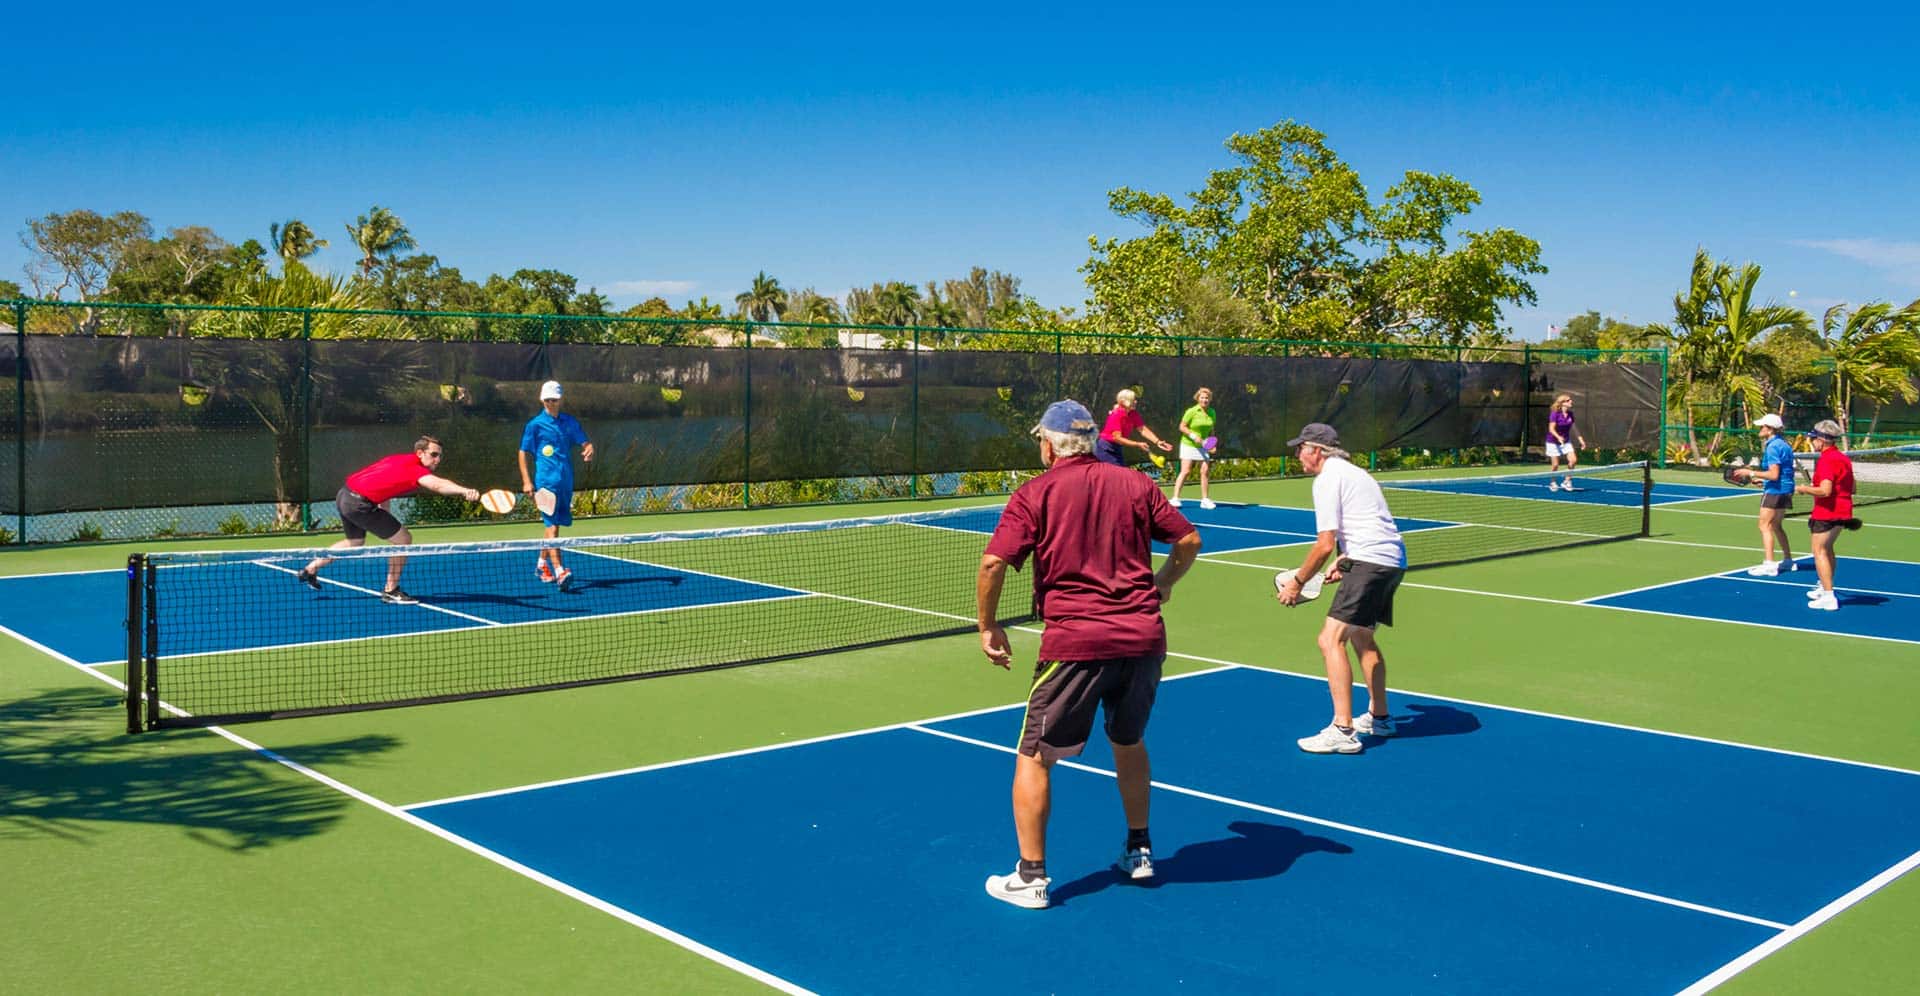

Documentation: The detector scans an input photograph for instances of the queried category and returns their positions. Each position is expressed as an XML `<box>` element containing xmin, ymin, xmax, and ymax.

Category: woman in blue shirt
<box><xmin>1732</xmin><ymin>413</ymin><xmax>1795</xmax><ymax>576</ymax></box>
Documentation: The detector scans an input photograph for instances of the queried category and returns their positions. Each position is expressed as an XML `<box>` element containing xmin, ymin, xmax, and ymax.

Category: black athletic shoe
<box><xmin>380</xmin><ymin>587</ymin><xmax>419</xmax><ymax>605</ymax></box>
<box><xmin>296</xmin><ymin>568</ymin><xmax>322</xmax><ymax>591</ymax></box>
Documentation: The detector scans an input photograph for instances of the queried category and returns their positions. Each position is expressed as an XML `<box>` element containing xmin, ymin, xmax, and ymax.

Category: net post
<box><xmin>1640</xmin><ymin>460</ymin><xmax>1653</xmax><ymax>537</ymax></box>
<box><xmin>143</xmin><ymin>557</ymin><xmax>159</xmax><ymax>729</ymax></box>
<box><xmin>125</xmin><ymin>554</ymin><xmax>144</xmax><ymax>733</ymax></box>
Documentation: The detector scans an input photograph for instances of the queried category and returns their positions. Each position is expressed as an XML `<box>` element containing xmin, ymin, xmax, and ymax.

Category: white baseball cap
<box><xmin>539</xmin><ymin>380</ymin><xmax>564</xmax><ymax>401</ymax></box>
<box><xmin>1752</xmin><ymin>413</ymin><xmax>1783</xmax><ymax>429</ymax></box>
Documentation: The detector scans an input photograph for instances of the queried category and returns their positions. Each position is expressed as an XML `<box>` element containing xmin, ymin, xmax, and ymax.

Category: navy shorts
<box><xmin>1017</xmin><ymin>653</ymin><xmax>1164</xmax><ymax>762</ymax></box>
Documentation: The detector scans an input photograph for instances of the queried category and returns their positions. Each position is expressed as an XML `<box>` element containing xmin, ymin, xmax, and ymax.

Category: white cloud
<box><xmin>1791</xmin><ymin>238</ymin><xmax>1920</xmax><ymax>287</ymax></box>
<box><xmin>607</xmin><ymin>279</ymin><xmax>697</xmax><ymax>298</ymax></box>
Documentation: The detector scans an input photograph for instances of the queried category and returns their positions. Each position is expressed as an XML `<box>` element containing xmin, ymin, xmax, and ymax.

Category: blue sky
<box><xmin>5</xmin><ymin>1</ymin><xmax>1917</xmax><ymax>338</ymax></box>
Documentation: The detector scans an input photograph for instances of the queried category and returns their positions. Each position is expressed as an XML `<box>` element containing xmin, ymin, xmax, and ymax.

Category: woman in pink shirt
<box><xmin>1093</xmin><ymin>388</ymin><xmax>1174</xmax><ymax>467</ymax></box>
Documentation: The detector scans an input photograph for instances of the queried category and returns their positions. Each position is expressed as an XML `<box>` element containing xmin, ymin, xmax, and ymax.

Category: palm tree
<box><xmin>1643</xmin><ymin>249</ymin><xmax>1727</xmax><ymax>460</ymax></box>
<box><xmin>733</xmin><ymin>271</ymin><xmax>788</xmax><ymax>323</ymax></box>
<box><xmin>875</xmin><ymin>281</ymin><xmax>922</xmax><ymax>327</ymax></box>
<box><xmin>1819</xmin><ymin>302</ymin><xmax>1920</xmax><ymax>445</ymax></box>
<box><xmin>791</xmin><ymin>289</ymin><xmax>843</xmax><ymax>324</ymax></box>
<box><xmin>343</xmin><ymin>206</ymin><xmax>417</xmax><ymax>277</ymax></box>
<box><xmin>268</xmin><ymin>219</ymin><xmax>327</xmax><ymax>265</ymax></box>
<box><xmin>1711</xmin><ymin>261</ymin><xmax>1809</xmax><ymax>440</ymax></box>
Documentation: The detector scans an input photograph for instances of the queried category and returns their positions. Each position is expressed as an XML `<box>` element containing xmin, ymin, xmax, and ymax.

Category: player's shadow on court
<box><xmin>0</xmin><ymin>686</ymin><xmax>399</xmax><ymax>851</ymax></box>
<box><xmin>1048</xmin><ymin>820</ymin><xmax>1350</xmax><ymax>905</ymax></box>
<box><xmin>1388</xmin><ymin>703</ymin><xmax>1481</xmax><ymax>740</ymax></box>
<box><xmin>1834</xmin><ymin>594</ymin><xmax>1887</xmax><ymax>608</ymax></box>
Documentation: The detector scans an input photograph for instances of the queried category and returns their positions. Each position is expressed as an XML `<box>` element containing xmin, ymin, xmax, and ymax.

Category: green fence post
<box><xmin>1368</xmin><ymin>344</ymin><xmax>1378</xmax><ymax>471</ymax></box>
<box><xmin>1657</xmin><ymin>347</ymin><xmax>1670</xmax><ymax>468</ymax></box>
<box><xmin>910</xmin><ymin>326</ymin><xmax>920</xmax><ymax>499</ymax></box>
<box><xmin>1054</xmin><ymin>327</ymin><xmax>1063</xmax><ymax>400</ymax></box>
<box><xmin>742</xmin><ymin>326</ymin><xmax>752</xmax><ymax>509</ymax></box>
<box><xmin>13</xmin><ymin>301</ymin><xmax>24</xmax><ymax>544</ymax></box>
<box><xmin>1520</xmin><ymin>344</ymin><xmax>1533</xmax><ymax>461</ymax></box>
<box><xmin>300</xmin><ymin>309</ymin><xmax>314</xmax><ymax>531</ymax></box>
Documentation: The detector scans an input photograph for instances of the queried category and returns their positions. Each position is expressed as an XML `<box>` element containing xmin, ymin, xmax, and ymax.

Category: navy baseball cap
<box><xmin>1032</xmin><ymin>399</ymin><xmax>1098</xmax><ymax>437</ymax></box>
<box><xmin>1286</xmin><ymin>422</ymin><xmax>1341</xmax><ymax>448</ymax></box>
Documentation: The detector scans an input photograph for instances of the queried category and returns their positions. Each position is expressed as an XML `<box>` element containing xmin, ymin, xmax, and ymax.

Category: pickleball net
<box><xmin>126</xmin><ymin>505</ymin><xmax>1031</xmax><ymax>730</ymax></box>
<box><xmin>1794</xmin><ymin>444</ymin><xmax>1919</xmax><ymax>512</ymax></box>
<box><xmin>1380</xmin><ymin>461</ymin><xmax>1652</xmax><ymax>569</ymax></box>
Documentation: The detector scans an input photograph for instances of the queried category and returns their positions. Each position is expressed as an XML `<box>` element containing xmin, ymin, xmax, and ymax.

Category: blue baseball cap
<box><xmin>1032</xmin><ymin>399</ymin><xmax>1098</xmax><ymax>437</ymax></box>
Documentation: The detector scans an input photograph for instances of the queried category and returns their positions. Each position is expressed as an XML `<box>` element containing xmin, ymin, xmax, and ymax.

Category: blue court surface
<box><xmin>0</xmin><ymin>550</ymin><xmax>806</xmax><ymax>666</ymax></box>
<box><xmin>1585</xmin><ymin>556</ymin><xmax>1920</xmax><ymax>644</ymax></box>
<box><xmin>1389</xmin><ymin>472</ymin><xmax>1746</xmax><ymax>507</ymax></box>
<box><xmin>408</xmin><ymin>666</ymin><xmax>1920</xmax><ymax>993</ymax></box>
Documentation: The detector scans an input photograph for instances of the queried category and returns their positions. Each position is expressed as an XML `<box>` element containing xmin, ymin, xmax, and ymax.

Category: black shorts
<box><xmin>1808</xmin><ymin>517</ymin><xmax>1854</xmax><ymax>535</ymax></box>
<box><xmin>1017</xmin><ymin>653</ymin><xmax>1163</xmax><ymax>762</ymax></box>
<box><xmin>336</xmin><ymin>487</ymin><xmax>404</xmax><ymax>542</ymax></box>
<box><xmin>1327</xmin><ymin>559</ymin><xmax>1404</xmax><ymax>629</ymax></box>
<box><xmin>1760</xmin><ymin>493</ymin><xmax>1793</xmax><ymax>511</ymax></box>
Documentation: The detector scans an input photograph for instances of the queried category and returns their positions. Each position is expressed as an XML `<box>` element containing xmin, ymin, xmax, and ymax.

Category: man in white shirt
<box><xmin>1275</xmin><ymin>423</ymin><xmax>1408</xmax><ymax>754</ymax></box>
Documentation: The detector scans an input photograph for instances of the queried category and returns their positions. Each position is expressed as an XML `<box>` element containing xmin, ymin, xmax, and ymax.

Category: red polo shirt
<box><xmin>346</xmin><ymin>452</ymin><xmax>432</xmax><ymax>503</ymax></box>
<box><xmin>985</xmin><ymin>454</ymin><xmax>1196</xmax><ymax>660</ymax></box>
<box><xmin>1810</xmin><ymin>448</ymin><xmax>1855</xmax><ymax>520</ymax></box>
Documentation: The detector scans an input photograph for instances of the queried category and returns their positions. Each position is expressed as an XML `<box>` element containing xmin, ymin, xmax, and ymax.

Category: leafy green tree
<box><xmin>343</xmin><ymin>206</ymin><xmax>416</xmax><ymax>277</ymax></box>
<box><xmin>734</xmin><ymin>271</ymin><xmax>788</xmax><ymax>323</ymax></box>
<box><xmin>1083</xmin><ymin>121</ymin><xmax>1544</xmax><ymax>345</ymax></box>
<box><xmin>621</xmin><ymin>297</ymin><xmax>675</xmax><ymax>319</ymax></box>
<box><xmin>874</xmin><ymin>281</ymin><xmax>921</xmax><ymax>327</ymax></box>
<box><xmin>376</xmin><ymin>254</ymin><xmax>482</xmax><ymax>314</ymax></box>
<box><xmin>574</xmin><ymin>287</ymin><xmax>611</xmax><ymax>317</ymax></box>
<box><xmin>19</xmin><ymin>209</ymin><xmax>154</xmax><ymax>332</ymax></box>
<box><xmin>482</xmin><ymin>268</ymin><xmax>579</xmax><ymax>315</ymax></box>
<box><xmin>0</xmin><ymin>278</ymin><xmax>24</xmax><ymax>301</ymax></box>
<box><xmin>681</xmin><ymin>296</ymin><xmax>725</xmax><ymax>322</ymax></box>
<box><xmin>269</xmin><ymin>219</ymin><xmax>327</xmax><ymax>266</ymax></box>
<box><xmin>1819</xmin><ymin>302</ymin><xmax>1920</xmax><ymax>442</ymax></box>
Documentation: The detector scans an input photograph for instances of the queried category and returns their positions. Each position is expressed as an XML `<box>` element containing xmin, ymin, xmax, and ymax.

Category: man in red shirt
<box><xmin>1094</xmin><ymin>388</ymin><xmax>1174</xmax><ymax>467</ymax></box>
<box><xmin>1793</xmin><ymin>419</ymin><xmax>1859</xmax><ymax>612</ymax></box>
<box><xmin>296</xmin><ymin>436</ymin><xmax>482</xmax><ymax>604</ymax></box>
<box><xmin>976</xmin><ymin>399</ymin><xmax>1201</xmax><ymax>909</ymax></box>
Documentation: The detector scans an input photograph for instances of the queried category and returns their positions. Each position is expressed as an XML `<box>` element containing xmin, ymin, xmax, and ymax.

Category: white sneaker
<box><xmin>1548</xmin><ymin>481</ymin><xmax>1561</xmax><ymax>492</ymax></box>
<box><xmin>1116</xmin><ymin>847</ymin><xmax>1154</xmax><ymax>880</ymax></box>
<box><xmin>1746</xmin><ymin>562</ymin><xmax>1780</xmax><ymax>577</ymax></box>
<box><xmin>1199</xmin><ymin>499</ymin><xmax>1216</xmax><ymax>510</ymax></box>
<box><xmin>1168</xmin><ymin>497</ymin><xmax>1182</xmax><ymax>507</ymax></box>
<box><xmin>1351</xmin><ymin>712</ymin><xmax>1396</xmax><ymax>737</ymax></box>
<box><xmin>1806</xmin><ymin>587</ymin><xmax>1827</xmax><ymax>600</ymax></box>
<box><xmin>1297</xmin><ymin>723</ymin><xmax>1362</xmax><ymax>754</ymax></box>
<box><xmin>1808</xmin><ymin>593</ymin><xmax>1839</xmax><ymax>612</ymax></box>
<box><xmin>984</xmin><ymin>868</ymin><xmax>1050</xmax><ymax>909</ymax></box>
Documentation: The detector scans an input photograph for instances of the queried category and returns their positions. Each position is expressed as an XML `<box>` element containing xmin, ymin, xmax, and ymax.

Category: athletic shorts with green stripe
<box><xmin>1017</xmin><ymin>653</ymin><xmax>1165</xmax><ymax>762</ymax></box>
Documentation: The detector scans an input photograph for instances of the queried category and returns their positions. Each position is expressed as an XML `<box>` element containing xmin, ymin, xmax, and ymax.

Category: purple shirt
<box><xmin>1548</xmin><ymin>409</ymin><xmax>1576</xmax><ymax>443</ymax></box>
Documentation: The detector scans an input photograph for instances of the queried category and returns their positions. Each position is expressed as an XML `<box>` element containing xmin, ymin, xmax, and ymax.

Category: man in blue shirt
<box><xmin>519</xmin><ymin>380</ymin><xmax>594</xmax><ymax>588</ymax></box>
<box><xmin>1735</xmin><ymin>413</ymin><xmax>1796</xmax><ymax>576</ymax></box>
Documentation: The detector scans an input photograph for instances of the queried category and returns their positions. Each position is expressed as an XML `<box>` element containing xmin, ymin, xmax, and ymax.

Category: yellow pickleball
<box><xmin>541</xmin><ymin>444</ymin><xmax>555</xmax><ymax>457</ymax></box>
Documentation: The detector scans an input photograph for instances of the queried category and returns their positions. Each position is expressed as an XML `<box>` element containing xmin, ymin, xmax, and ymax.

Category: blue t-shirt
<box><xmin>520</xmin><ymin>412</ymin><xmax>589</xmax><ymax>490</ymax></box>
<box><xmin>1760</xmin><ymin>436</ymin><xmax>1795</xmax><ymax>495</ymax></box>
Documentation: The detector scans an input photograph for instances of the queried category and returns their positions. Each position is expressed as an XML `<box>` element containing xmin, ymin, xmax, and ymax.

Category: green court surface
<box><xmin>5</xmin><ymin>474</ymin><xmax>1917</xmax><ymax>994</ymax></box>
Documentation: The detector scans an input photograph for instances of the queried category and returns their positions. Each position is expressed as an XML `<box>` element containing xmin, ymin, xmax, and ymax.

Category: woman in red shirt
<box><xmin>1793</xmin><ymin>419</ymin><xmax>1859</xmax><ymax>612</ymax></box>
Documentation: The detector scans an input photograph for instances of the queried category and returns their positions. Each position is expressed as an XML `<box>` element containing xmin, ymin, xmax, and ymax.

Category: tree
<box><xmin>269</xmin><ymin>219</ymin><xmax>328</xmax><ymax>266</ymax></box>
<box><xmin>0</xmin><ymin>278</ymin><xmax>23</xmax><ymax>301</ymax></box>
<box><xmin>1818</xmin><ymin>302</ymin><xmax>1920</xmax><ymax>443</ymax></box>
<box><xmin>375</xmin><ymin>254</ymin><xmax>482</xmax><ymax>314</ymax></box>
<box><xmin>621</xmin><ymin>296</ymin><xmax>675</xmax><ymax>319</ymax></box>
<box><xmin>19</xmin><ymin>210</ymin><xmax>154</xmax><ymax>332</ymax></box>
<box><xmin>1711</xmin><ymin>261</ymin><xmax>1808</xmax><ymax>433</ymax></box>
<box><xmin>342</xmin><ymin>206</ymin><xmax>416</xmax><ymax>277</ymax></box>
<box><xmin>1083</xmin><ymin>121</ymin><xmax>1545</xmax><ymax>345</ymax></box>
<box><xmin>733</xmin><ymin>271</ymin><xmax>788</xmax><ymax>323</ymax></box>
<box><xmin>1644</xmin><ymin>249</ymin><xmax>1729</xmax><ymax>458</ymax></box>
<box><xmin>482</xmin><ymin>268</ymin><xmax>579</xmax><ymax>315</ymax></box>
<box><xmin>105</xmin><ymin>226</ymin><xmax>234</xmax><ymax>334</ymax></box>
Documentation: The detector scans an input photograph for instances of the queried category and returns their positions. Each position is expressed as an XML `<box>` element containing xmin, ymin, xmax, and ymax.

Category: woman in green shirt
<box><xmin>1169</xmin><ymin>387</ymin><xmax>1217</xmax><ymax>509</ymax></box>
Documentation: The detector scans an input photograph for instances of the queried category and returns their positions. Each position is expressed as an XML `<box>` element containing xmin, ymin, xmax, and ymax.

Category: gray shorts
<box><xmin>1017</xmin><ymin>653</ymin><xmax>1164</xmax><ymax>762</ymax></box>
<box><xmin>1761</xmin><ymin>493</ymin><xmax>1793</xmax><ymax>511</ymax></box>
<box><xmin>1327</xmin><ymin>559</ymin><xmax>1404</xmax><ymax>629</ymax></box>
<box><xmin>336</xmin><ymin>487</ymin><xmax>403</xmax><ymax>542</ymax></box>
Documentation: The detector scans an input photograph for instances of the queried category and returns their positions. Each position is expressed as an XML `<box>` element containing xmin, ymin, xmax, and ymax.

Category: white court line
<box><xmin>1676</xmin><ymin>847</ymin><xmax>1920</xmax><ymax>995</ymax></box>
<box><xmin>909</xmin><ymin>723</ymin><xmax>1790</xmax><ymax>931</ymax></box>
<box><xmin>0</xmin><ymin>623</ymin><xmax>817</xmax><ymax>996</ymax></box>
<box><xmin>250</xmin><ymin>561</ymin><xmax>500</xmax><ymax>627</ymax></box>
<box><xmin>1664</xmin><ymin>506</ymin><xmax>1920</xmax><ymax>530</ymax></box>
<box><xmin>1723</xmin><ymin>575</ymin><xmax>1920</xmax><ymax>601</ymax></box>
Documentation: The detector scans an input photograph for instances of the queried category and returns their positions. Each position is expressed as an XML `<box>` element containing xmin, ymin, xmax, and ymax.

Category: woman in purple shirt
<box><xmin>1544</xmin><ymin>393</ymin><xmax>1586</xmax><ymax>491</ymax></box>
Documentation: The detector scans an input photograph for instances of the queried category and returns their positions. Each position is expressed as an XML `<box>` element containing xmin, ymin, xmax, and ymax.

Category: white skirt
<box><xmin>1179</xmin><ymin>442</ymin><xmax>1209</xmax><ymax>462</ymax></box>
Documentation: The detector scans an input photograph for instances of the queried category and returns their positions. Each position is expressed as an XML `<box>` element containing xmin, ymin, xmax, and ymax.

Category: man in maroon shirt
<box><xmin>976</xmin><ymin>399</ymin><xmax>1201</xmax><ymax>909</ymax></box>
<box><xmin>296</xmin><ymin>435</ymin><xmax>482</xmax><ymax>604</ymax></box>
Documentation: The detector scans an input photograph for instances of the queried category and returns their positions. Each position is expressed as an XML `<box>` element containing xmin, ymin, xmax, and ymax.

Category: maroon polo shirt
<box><xmin>984</xmin><ymin>453</ymin><xmax>1196</xmax><ymax>661</ymax></box>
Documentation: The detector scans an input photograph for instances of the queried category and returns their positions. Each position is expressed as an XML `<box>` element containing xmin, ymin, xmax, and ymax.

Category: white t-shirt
<box><xmin>1311</xmin><ymin>456</ymin><xmax>1407</xmax><ymax>569</ymax></box>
